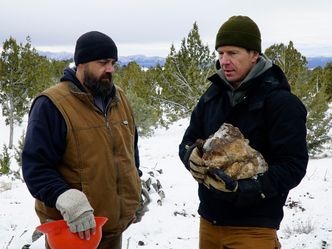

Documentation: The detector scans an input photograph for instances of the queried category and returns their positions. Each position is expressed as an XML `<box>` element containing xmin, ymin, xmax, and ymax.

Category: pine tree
<box><xmin>0</xmin><ymin>36</ymin><xmax>53</xmax><ymax>148</ymax></box>
<box><xmin>0</xmin><ymin>144</ymin><xmax>10</xmax><ymax>175</ymax></box>
<box><xmin>158</xmin><ymin>22</ymin><xmax>216</xmax><ymax>121</ymax></box>
<box><xmin>115</xmin><ymin>62</ymin><xmax>163</xmax><ymax>136</ymax></box>
<box><xmin>323</xmin><ymin>62</ymin><xmax>332</xmax><ymax>101</ymax></box>
<box><xmin>265</xmin><ymin>41</ymin><xmax>332</xmax><ymax>156</ymax></box>
<box><xmin>265</xmin><ymin>41</ymin><xmax>307</xmax><ymax>96</ymax></box>
<box><xmin>304</xmin><ymin>67</ymin><xmax>332</xmax><ymax>156</ymax></box>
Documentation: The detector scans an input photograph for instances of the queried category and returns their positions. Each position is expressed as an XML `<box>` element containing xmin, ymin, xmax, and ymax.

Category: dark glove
<box><xmin>230</xmin><ymin>177</ymin><xmax>265</xmax><ymax>208</ymax></box>
<box><xmin>206</xmin><ymin>168</ymin><xmax>238</xmax><ymax>192</ymax></box>
<box><xmin>208</xmin><ymin>168</ymin><xmax>265</xmax><ymax>193</ymax></box>
<box><xmin>207</xmin><ymin>168</ymin><xmax>266</xmax><ymax>207</ymax></box>
<box><xmin>238</xmin><ymin>177</ymin><xmax>264</xmax><ymax>195</ymax></box>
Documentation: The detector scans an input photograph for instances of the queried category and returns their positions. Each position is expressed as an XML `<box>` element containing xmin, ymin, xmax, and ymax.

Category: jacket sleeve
<box><xmin>260</xmin><ymin>92</ymin><xmax>308</xmax><ymax>198</ymax></box>
<box><xmin>22</xmin><ymin>96</ymin><xmax>70</xmax><ymax>207</ymax></box>
<box><xmin>179</xmin><ymin>99</ymin><xmax>205</xmax><ymax>170</ymax></box>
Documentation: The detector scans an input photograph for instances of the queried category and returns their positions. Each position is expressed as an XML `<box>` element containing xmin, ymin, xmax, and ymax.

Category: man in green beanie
<box><xmin>179</xmin><ymin>15</ymin><xmax>308</xmax><ymax>248</ymax></box>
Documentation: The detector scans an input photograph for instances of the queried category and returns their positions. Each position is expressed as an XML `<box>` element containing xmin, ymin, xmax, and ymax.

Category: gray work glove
<box><xmin>56</xmin><ymin>189</ymin><xmax>96</xmax><ymax>240</ymax></box>
<box><xmin>134</xmin><ymin>183</ymin><xmax>151</xmax><ymax>223</ymax></box>
<box><xmin>189</xmin><ymin>147</ymin><xmax>208</xmax><ymax>183</ymax></box>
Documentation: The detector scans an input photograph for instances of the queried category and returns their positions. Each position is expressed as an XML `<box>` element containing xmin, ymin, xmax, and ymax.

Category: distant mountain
<box><xmin>38</xmin><ymin>51</ymin><xmax>331</xmax><ymax>69</ymax></box>
<box><xmin>38</xmin><ymin>51</ymin><xmax>73</xmax><ymax>61</ymax></box>
<box><xmin>37</xmin><ymin>51</ymin><xmax>166</xmax><ymax>68</ymax></box>
<box><xmin>118</xmin><ymin>55</ymin><xmax>165</xmax><ymax>68</ymax></box>
<box><xmin>307</xmin><ymin>57</ymin><xmax>332</xmax><ymax>69</ymax></box>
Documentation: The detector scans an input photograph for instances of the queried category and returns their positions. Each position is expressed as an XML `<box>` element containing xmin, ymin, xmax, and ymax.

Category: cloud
<box><xmin>1</xmin><ymin>0</ymin><xmax>332</xmax><ymax>56</ymax></box>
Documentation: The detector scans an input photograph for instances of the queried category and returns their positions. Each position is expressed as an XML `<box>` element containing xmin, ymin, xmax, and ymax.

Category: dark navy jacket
<box><xmin>22</xmin><ymin>68</ymin><xmax>141</xmax><ymax>208</ymax></box>
<box><xmin>179</xmin><ymin>64</ymin><xmax>308</xmax><ymax>229</ymax></box>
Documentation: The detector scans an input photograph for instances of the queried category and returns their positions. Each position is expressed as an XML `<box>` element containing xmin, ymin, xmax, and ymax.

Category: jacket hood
<box><xmin>211</xmin><ymin>56</ymin><xmax>291</xmax><ymax>92</ymax></box>
<box><xmin>215</xmin><ymin>54</ymin><xmax>272</xmax><ymax>89</ymax></box>
<box><xmin>206</xmin><ymin>62</ymin><xmax>291</xmax><ymax>106</ymax></box>
<box><xmin>60</xmin><ymin>67</ymin><xmax>86</xmax><ymax>92</ymax></box>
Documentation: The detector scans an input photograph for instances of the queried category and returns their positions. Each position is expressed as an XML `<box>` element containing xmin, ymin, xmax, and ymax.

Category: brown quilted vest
<box><xmin>34</xmin><ymin>81</ymin><xmax>141</xmax><ymax>235</ymax></box>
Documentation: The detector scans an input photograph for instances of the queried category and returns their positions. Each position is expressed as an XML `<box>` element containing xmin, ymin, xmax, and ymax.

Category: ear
<box><xmin>77</xmin><ymin>63</ymin><xmax>85</xmax><ymax>69</ymax></box>
<box><xmin>75</xmin><ymin>64</ymin><xmax>86</xmax><ymax>83</ymax></box>
<box><xmin>76</xmin><ymin>63</ymin><xmax>86</xmax><ymax>76</ymax></box>
<box><xmin>250</xmin><ymin>51</ymin><xmax>260</xmax><ymax>63</ymax></box>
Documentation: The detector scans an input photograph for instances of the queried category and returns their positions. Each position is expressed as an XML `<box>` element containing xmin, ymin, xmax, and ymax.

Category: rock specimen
<box><xmin>196</xmin><ymin>123</ymin><xmax>268</xmax><ymax>180</ymax></box>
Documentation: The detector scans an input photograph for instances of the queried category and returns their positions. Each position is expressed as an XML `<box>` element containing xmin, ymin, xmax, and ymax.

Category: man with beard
<box><xmin>22</xmin><ymin>31</ymin><xmax>142</xmax><ymax>249</ymax></box>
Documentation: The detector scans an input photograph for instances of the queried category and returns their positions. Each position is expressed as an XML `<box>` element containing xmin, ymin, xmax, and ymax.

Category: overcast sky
<box><xmin>1</xmin><ymin>0</ymin><xmax>332</xmax><ymax>57</ymax></box>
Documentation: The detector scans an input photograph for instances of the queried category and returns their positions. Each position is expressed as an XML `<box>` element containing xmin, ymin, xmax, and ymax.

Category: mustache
<box><xmin>100</xmin><ymin>72</ymin><xmax>112</xmax><ymax>81</ymax></box>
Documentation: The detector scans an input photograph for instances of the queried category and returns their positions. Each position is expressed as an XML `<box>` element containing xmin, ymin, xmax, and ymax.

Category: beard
<box><xmin>83</xmin><ymin>69</ymin><xmax>113</xmax><ymax>97</ymax></box>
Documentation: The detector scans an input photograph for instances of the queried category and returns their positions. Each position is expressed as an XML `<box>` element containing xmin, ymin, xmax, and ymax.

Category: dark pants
<box><xmin>45</xmin><ymin>233</ymin><xmax>122</xmax><ymax>249</ymax></box>
<box><xmin>199</xmin><ymin>217</ymin><xmax>281</xmax><ymax>249</ymax></box>
<box><xmin>98</xmin><ymin>233</ymin><xmax>122</xmax><ymax>249</ymax></box>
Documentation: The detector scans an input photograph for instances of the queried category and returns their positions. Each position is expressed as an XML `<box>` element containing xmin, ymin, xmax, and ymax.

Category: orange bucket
<box><xmin>36</xmin><ymin>216</ymin><xmax>108</xmax><ymax>249</ymax></box>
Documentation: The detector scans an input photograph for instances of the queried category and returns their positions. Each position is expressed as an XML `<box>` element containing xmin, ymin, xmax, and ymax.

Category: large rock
<box><xmin>197</xmin><ymin>123</ymin><xmax>268</xmax><ymax>180</ymax></box>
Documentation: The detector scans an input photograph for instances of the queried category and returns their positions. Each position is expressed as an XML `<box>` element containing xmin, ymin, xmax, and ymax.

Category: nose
<box><xmin>105</xmin><ymin>62</ymin><xmax>114</xmax><ymax>73</ymax></box>
<box><xmin>220</xmin><ymin>54</ymin><xmax>230</xmax><ymax>65</ymax></box>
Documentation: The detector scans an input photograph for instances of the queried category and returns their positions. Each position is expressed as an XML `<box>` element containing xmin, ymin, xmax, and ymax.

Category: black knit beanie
<box><xmin>215</xmin><ymin>16</ymin><xmax>261</xmax><ymax>53</ymax></box>
<box><xmin>74</xmin><ymin>31</ymin><xmax>118</xmax><ymax>65</ymax></box>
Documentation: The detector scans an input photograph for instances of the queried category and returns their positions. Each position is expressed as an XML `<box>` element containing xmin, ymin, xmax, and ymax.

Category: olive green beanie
<box><xmin>215</xmin><ymin>15</ymin><xmax>261</xmax><ymax>53</ymax></box>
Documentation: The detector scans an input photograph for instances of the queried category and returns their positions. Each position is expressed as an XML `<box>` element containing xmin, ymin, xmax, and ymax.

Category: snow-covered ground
<box><xmin>0</xmin><ymin>116</ymin><xmax>331</xmax><ymax>249</ymax></box>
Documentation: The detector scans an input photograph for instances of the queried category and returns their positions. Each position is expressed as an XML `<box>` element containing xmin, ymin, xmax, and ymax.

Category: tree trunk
<box><xmin>9</xmin><ymin>119</ymin><xmax>14</xmax><ymax>149</ymax></box>
<box><xmin>8</xmin><ymin>97</ymin><xmax>14</xmax><ymax>149</ymax></box>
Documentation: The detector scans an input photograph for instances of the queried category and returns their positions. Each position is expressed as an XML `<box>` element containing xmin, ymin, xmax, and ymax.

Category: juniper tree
<box><xmin>0</xmin><ymin>36</ymin><xmax>54</xmax><ymax>148</ymax></box>
<box><xmin>157</xmin><ymin>22</ymin><xmax>216</xmax><ymax>121</ymax></box>
<box><xmin>323</xmin><ymin>62</ymin><xmax>332</xmax><ymax>101</ymax></box>
<box><xmin>115</xmin><ymin>62</ymin><xmax>163</xmax><ymax>136</ymax></box>
<box><xmin>265</xmin><ymin>41</ymin><xmax>332</xmax><ymax>156</ymax></box>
